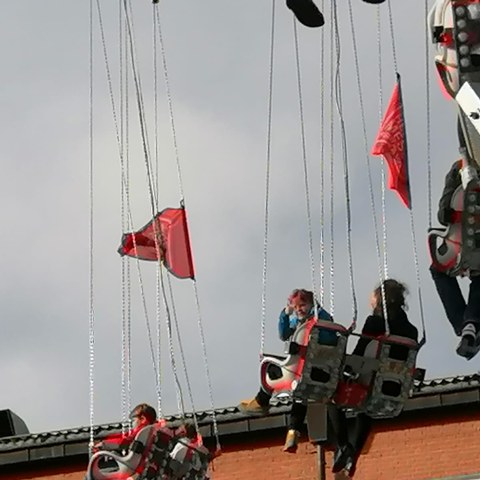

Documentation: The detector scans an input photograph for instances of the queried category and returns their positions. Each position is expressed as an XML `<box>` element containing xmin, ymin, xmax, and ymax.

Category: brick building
<box><xmin>1</xmin><ymin>374</ymin><xmax>480</xmax><ymax>480</ymax></box>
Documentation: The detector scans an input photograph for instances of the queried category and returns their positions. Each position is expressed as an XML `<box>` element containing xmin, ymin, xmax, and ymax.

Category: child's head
<box><xmin>288</xmin><ymin>289</ymin><xmax>314</xmax><ymax>319</ymax></box>
<box><xmin>130</xmin><ymin>403</ymin><xmax>157</xmax><ymax>427</ymax></box>
<box><xmin>371</xmin><ymin>279</ymin><xmax>408</xmax><ymax>315</ymax></box>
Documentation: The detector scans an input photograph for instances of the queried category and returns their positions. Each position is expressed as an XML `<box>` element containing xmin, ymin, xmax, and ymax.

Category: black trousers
<box><xmin>256</xmin><ymin>389</ymin><xmax>307</xmax><ymax>431</ymax></box>
<box><xmin>430</xmin><ymin>265</ymin><xmax>480</xmax><ymax>336</ymax></box>
<box><xmin>328</xmin><ymin>406</ymin><xmax>372</xmax><ymax>458</ymax></box>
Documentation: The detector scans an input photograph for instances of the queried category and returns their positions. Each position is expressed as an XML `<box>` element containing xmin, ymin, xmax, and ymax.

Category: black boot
<box><xmin>332</xmin><ymin>444</ymin><xmax>355</xmax><ymax>474</ymax></box>
<box><xmin>286</xmin><ymin>0</ymin><xmax>325</xmax><ymax>28</ymax></box>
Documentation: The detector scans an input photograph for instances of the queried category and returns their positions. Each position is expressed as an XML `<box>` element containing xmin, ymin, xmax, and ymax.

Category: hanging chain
<box><xmin>260</xmin><ymin>0</ymin><xmax>276</xmax><ymax>355</ymax></box>
<box><xmin>424</xmin><ymin>0</ymin><xmax>433</xmax><ymax>229</ymax></box>
<box><xmin>89</xmin><ymin>0</ymin><xmax>96</xmax><ymax>454</ymax></box>
<box><xmin>192</xmin><ymin>282</ymin><xmax>221</xmax><ymax>450</ymax></box>
<box><xmin>328</xmin><ymin>3</ymin><xmax>335</xmax><ymax>318</ymax></box>
<box><xmin>332</xmin><ymin>1</ymin><xmax>357</xmax><ymax>326</ymax></box>
<box><xmin>319</xmin><ymin>0</ymin><xmax>326</xmax><ymax>307</ymax></box>
<box><xmin>293</xmin><ymin>19</ymin><xmax>318</xmax><ymax>304</ymax></box>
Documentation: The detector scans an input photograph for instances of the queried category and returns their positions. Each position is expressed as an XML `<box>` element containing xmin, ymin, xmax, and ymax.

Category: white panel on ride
<box><xmin>456</xmin><ymin>82</ymin><xmax>480</xmax><ymax>136</ymax></box>
<box><xmin>260</xmin><ymin>319</ymin><xmax>316</xmax><ymax>397</ymax></box>
<box><xmin>293</xmin><ymin>321</ymin><xmax>348</xmax><ymax>403</ymax></box>
<box><xmin>460</xmin><ymin>178</ymin><xmax>480</xmax><ymax>272</ymax></box>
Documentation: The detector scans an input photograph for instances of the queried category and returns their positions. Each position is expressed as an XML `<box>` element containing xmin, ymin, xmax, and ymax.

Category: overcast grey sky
<box><xmin>1</xmin><ymin>0</ymin><xmax>475</xmax><ymax>435</ymax></box>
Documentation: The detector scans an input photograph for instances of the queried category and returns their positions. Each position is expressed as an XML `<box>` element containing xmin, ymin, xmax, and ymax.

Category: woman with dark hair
<box><xmin>239</xmin><ymin>288</ymin><xmax>333</xmax><ymax>453</ymax></box>
<box><xmin>331</xmin><ymin>279</ymin><xmax>418</xmax><ymax>479</ymax></box>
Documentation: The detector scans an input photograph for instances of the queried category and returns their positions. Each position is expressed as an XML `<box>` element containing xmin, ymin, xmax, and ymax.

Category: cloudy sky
<box><xmin>1</xmin><ymin>0</ymin><xmax>474</xmax><ymax>435</ymax></box>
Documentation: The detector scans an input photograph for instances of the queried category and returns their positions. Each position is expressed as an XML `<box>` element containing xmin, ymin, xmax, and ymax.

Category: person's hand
<box><xmin>92</xmin><ymin>441</ymin><xmax>103</xmax><ymax>453</ymax></box>
<box><xmin>285</xmin><ymin>304</ymin><xmax>294</xmax><ymax>315</ymax></box>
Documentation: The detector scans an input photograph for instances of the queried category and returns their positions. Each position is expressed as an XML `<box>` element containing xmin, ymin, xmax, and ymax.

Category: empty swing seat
<box><xmin>293</xmin><ymin>320</ymin><xmax>348</xmax><ymax>402</ymax></box>
<box><xmin>86</xmin><ymin>424</ymin><xmax>175</xmax><ymax>480</ymax></box>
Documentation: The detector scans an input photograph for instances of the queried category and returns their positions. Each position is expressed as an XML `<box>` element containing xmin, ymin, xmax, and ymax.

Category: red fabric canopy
<box><xmin>371</xmin><ymin>74</ymin><xmax>411</xmax><ymax>209</ymax></box>
<box><xmin>118</xmin><ymin>207</ymin><xmax>195</xmax><ymax>279</ymax></box>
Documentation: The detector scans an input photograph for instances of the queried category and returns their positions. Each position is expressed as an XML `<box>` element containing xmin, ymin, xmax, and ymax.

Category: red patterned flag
<box><xmin>118</xmin><ymin>207</ymin><xmax>195</xmax><ymax>279</ymax></box>
<box><xmin>371</xmin><ymin>74</ymin><xmax>411</xmax><ymax>209</ymax></box>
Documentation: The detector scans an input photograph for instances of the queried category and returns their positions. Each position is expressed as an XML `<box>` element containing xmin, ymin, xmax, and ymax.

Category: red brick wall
<box><xmin>2</xmin><ymin>409</ymin><xmax>480</xmax><ymax>480</ymax></box>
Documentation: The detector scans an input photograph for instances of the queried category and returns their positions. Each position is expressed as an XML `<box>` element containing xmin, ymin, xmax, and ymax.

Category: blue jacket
<box><xmin>278</xmin><ymin>305</ymin><xmax>335</xmax><ymax>344</ymax></box>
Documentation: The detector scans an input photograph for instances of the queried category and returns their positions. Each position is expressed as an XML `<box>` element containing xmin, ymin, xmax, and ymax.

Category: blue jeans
<box><xmin>430</xmin><ymin>265</ymin><xmax>480</xmax><ymax>335</ymax></box>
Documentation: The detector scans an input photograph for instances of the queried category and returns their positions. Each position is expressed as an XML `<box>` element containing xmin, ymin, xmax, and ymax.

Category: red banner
<box><xmin>118</xmin><ymin>207</ymin><xmax>195</xmax><ymax>279</ymax></box>
<box><xmin>371</xmin><ymin>74</ymin><xmax>411</xmax><ymax>209</ymax></box>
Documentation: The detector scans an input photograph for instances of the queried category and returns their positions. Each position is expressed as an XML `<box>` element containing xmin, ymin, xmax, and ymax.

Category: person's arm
<box><xmin>438</xmin><ymin>161</ymin><xmax>461</xmax><ymax>226</ymax></box>
<box><xmin>278</xmin><ymin>308</ymin><xmax>295</xmax><ymax>341</ymax></box>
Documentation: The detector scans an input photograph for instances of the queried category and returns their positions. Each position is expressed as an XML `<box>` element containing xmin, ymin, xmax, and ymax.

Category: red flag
<box><xmin>118</xmin><ymin>207</ymin><xmax>195</xmax><ymax>279</ymax></box>
<box><xmin>371</xmin><ymin>74</ymin><xmax>411</xmax><ymax>209</ymax></box>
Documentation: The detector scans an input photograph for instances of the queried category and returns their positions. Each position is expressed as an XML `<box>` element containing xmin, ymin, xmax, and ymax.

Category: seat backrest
<box><xmin>364</xmin><ymin>335</ymin><xmax>418</xmax><ymax>419</ymax></box>
<box><xmin>293</xmin><ymin>321</ymin><xmax>348</xmax><ymax>402</ymax></box>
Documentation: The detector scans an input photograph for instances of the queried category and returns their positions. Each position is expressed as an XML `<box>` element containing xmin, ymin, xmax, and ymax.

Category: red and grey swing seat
<box><xmin>260</xmin><ymin>319</ymin><xmax>419</xmax><ymax>419</ymax></box>
<box><xmin>86</xmin><ymin>423</ymin><xmax>211</xmax><ymax>480</ymax></box>
<box><xmin>333</xmin><ymin>334</ymin><xmax>419</xmax><ymax>419</ymax></box>
<box><xmin>260</xmin><ymin>318</ymin><xmax>346</xmax><ymax>399</ymax></box>
<box><xmin>429</xmin><ymin>181</ymin><xmax>480</xmax><ymax>275</ymax></box>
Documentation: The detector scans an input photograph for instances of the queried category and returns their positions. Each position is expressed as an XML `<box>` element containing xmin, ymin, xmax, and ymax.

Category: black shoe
<box><xmin>286</xmin><ymin>0</ymin><xmax>325</xmax><ymax>28</ymax></box>
<box><xmin>362</xmin><ymin>0</ymin><xmax>386</xmax><ymax>3</ymax></box>
<box><xmin>332</xmin><ymin>444</ymin><xmax>355</xmax><ymax>473</ymax></box>
<box><xmin>456</xmin><ymin>323</ymin><xmax>480</xmax><ymax>360</ymax></box>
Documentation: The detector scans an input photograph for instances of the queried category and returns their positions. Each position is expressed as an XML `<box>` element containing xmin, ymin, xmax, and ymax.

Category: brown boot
<box><xmin>238</xmin><ymin>398</ymin><xmax>269</xmax><ymax>416</ymax></box>
<box><xmin>283</xmin><ymin>429</ymin><xmax>300</xmax><ymax>453</ymax></box>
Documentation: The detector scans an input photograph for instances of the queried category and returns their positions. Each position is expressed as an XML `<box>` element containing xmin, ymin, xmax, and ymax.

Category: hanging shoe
<box><xmin>332</xmin><ymin>444</ymin><xmax>355</xmax><ymax>473</ymax></box>
<box><xmin>238</xmin><ymin>398</ymin><xmax>270</xmax><ymax>416</ymax></box>
<box><xmin>334</xmin><ymin>471</ymin><xmax>352</xmax><ymax>480</ymax></box>
<box><xmin>286</xmin><ymin>0</ymin><xmax>325</xmax><ymax>28</ymax></box>
<box><xmin>456</xmin><ymin>323</ymin><xmax>480</xmax><ymax>360</ymax></box>
<box><xmin>283</xmin><ymin>429</ymin><xmax>300</xmax><ymax>453</ymax></box>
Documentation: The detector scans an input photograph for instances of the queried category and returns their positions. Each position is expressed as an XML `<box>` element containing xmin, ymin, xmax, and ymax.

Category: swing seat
<box><xmin>333</xmin><ymin>335</ymin><xmax>418</xmax><ymax>419</ymax></box>
<box><xmin>167</xmin><ymin>439</ymin><xmax>210</xmax><ymax>480</ymax></box>
<box><xmin>429</xmin><ymin>178</ymin><xmax>480</xmax><ymax>274</ymax></box>
<box><xmin>86</xmin><ymin>424</ymin><xmax>175</xmax><ymax>480</ymax></box>
<box><xmin>363</xmin><ymin>334</ymin><xmax>419</xmax><ymax>419</ymax></box>
<box><xmin>260</xmin><ymin>318</ymin><xmax>318</xmax><ymax>396</ymax></box>
<box><xmin>293</xmin><ymin>321</ymin><xmax>348</xmax><ymax>403</ymax></box>
<box><xmin>429</xmin><ymin>184</ymin><xmax>464</xmax><ymax>275</ymax></box>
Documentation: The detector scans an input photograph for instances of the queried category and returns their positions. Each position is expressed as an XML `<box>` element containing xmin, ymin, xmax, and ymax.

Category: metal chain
<box><xmin>154</xmin><ymin>7</ymin><xmax>185</xmax><ymax>202</ymax></box>
<box><xmin>387</xmin><ymin>0</ymin><xmax>399</xmax><ymax>74</ymax></box>
<box><xmin>328</xmin><ymin>3</ymin><xmax>335</xmax><ymax>318</ymax></box>
<box><xmin>89</xmin><ymin>0</ymin><xmax>96</xmax><ymax>455</ymax></box>
<box><xmin>346</xmin><ymin>0</ymin><xmax>385</xmax><ymax>329</ymax></box>
<box><xmin>260</xmin><ymin>0</ymin><xmax>276</xmax><ymax>355</ymax></box>
<box><xmin>319</xmin><ymin>0</ymin><xmax>326</xmax><ymax>307</ymax></box>
<box><xmin>293</xmin><ymin>19</ymin><xmax>318</xmax><ymax>303</ymax></box>
<box><xmin>424</xmin><ymin>0</ymin><xmax>433</xmax><ymax>229</ymax></box>
<box><xmin>167</xmin><ymin>274</ymin><xmax>200</xmax><ymax>433</ymax></box>
<box><xmin>333</xmin><ymin>1</ymin><xmax>357</xmax><ymax>326</ymax></box>
<box><xmin>192</xmin><ymin>281</ymin><xmax>221</xmax><ymax>450</ymax></box>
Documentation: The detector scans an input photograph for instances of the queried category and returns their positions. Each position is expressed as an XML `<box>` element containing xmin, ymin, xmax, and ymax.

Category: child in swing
<box><xmin>238</xmin><ymin>288</ymin><xmax>334</xmax><ymax>453</ymax></box>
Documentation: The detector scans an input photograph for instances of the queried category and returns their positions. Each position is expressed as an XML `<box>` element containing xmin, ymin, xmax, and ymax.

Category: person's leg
<box><xmin>430</xmin><ymin>265</ymin><xmax>466</xmax><ymax>336</ymax></box>
<box><xmin>238</xmin><ymin>388</ymin><xmax>271</xmax><ymax>415</ymax></box>
<box><xmin>456</xmin><ymin>275</ymin><xmax>480</xmax><ymax>359</ymax></box>
<box><xmin>330</xmin><ymin>408</ymin><xmax>355</xmax><ymax>474</ymax></box>
<box><xmin>342</xmin><ymin>414</ymin><xmax>372</xmax><ymax>477</ymax></box>
<box><xmin>283</xmin><ymin>402</ymin><xmax>307</xmax><ymax>452</ymax></box>
<box><xmin>286</xmin><ymin>0</ymin><xmax>325</xmax><ymax>28</ymax></box>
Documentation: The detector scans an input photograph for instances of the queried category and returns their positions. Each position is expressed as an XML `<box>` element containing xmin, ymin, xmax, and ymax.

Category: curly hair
<box><xmin>288</xmin><ymin>289</ymin><xmax>314</xmax><ymax>305</ymax></box>
<box><xmin>372</xmin><ymin>279</ymin><xmax>408</xmax><ymax>317</ymax></box>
